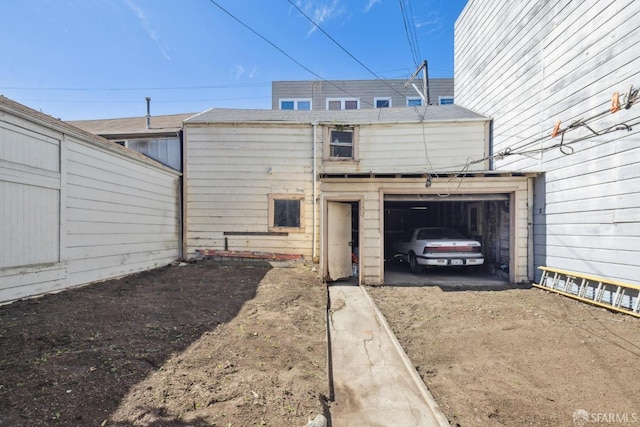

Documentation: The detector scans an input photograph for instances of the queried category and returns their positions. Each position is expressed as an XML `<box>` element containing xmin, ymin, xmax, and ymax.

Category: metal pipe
<box><xmin>145</xmin><ymin>97</ymin><xmax>151</xmax><ymax>129</ymax></box>
<box><xmin>312</xmin><ymin>122</ymin><xmax>318</xmax><ymax>262</ymax></box>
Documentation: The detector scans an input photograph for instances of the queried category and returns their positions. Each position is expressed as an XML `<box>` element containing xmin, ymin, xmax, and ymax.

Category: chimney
<box><xmin>145</xmin><ymin>97</ymin><xmax>151</xmax><ymax>129</ymax></box>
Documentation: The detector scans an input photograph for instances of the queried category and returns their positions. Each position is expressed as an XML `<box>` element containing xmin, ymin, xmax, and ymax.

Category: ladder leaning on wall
<box><xmin>534</xmin><ymin>267</ymin><xmax>640</xmax><ymax>318</ymax></box>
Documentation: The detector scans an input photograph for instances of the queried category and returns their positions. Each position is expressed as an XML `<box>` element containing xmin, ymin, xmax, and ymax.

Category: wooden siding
<box><xmin>272</xmin><ymin>79</ymin><xmax>455</xmax><ymax>110</ymax></box>
<box><xmin>0</xmin><ymin>100</ymin><xmax>181</xmax><ymax>303</ymax></box>
<box><xmin>184</xmin><ymin>124</ymin><xmax>315</xmax><ymax>259</ymax></box>
<box><xmin>320</xmin><ymin>121</ymin><xmax>488</xmax><ymax>175</ymax></box>
<box><xmin>64</xmin><ymin>137</ymin><xmax>180</xmax><ymax>287</ymax></box>
<box><xmin>455</xmin><ymin>0</ymin><xmax>640</xmax><ymax>285</ymax></box>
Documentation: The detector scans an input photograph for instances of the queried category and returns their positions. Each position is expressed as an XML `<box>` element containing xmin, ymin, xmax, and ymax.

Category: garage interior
<box><xmin>383</xmin><ymin>194</ymin><xmax>511</xmax><ymax>279</ymax></box>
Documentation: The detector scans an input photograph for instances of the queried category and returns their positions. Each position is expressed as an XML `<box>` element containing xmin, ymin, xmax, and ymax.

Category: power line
<box><xmin>206</xmin><ymin>0</ymin><xmax>371</xmax><ymax>106</ymax></box>
<box><xmin>0</xmin><ymin>83</ymin><xmax>271</xmax><ymax>91</ymax></box>
<box><xmin>287</xmin><ymin>0</ymin><xmax>412</xmax><ymax>100</ymax></box>
<box><xmin>398</xmin><ymin>0</ymin><xmax>420</xmax><ymax>67</ymax></box>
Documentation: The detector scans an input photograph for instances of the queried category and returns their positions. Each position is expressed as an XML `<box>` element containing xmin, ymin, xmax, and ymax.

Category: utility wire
<box><xmin>207</xmin><ymin>0</ymin><xmax>373</xmax><ymax>107</ymax></box>
<box><xmin>398</xmin><ymin>0</ymin><xmax>420</xmax><ymax>67</ymax></box>
<box><xmin>287</xmin><ymin>0</ymin><xmax>412</xmax><ymax>100</ymax></box>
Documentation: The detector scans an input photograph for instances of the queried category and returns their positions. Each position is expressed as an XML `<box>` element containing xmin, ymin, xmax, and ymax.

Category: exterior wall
<box><xmin>126</xmin><ymin>136</ymin><xmax>181</xmax><ymax>171</ymax></box>
<box><xmin>320</xmin><ymin>176</ymin><xmax>532</xmax><ymax>285</ymax></box>
<box><xmin>320</xmin><ymin>120</ymin><xmax>489</xmax><ymax>175</ymax></box>
<box><xmin>64</xmin><ymin>137</ymin><xmax>180</xmax><ymax>287</ymax></box>
<box><xmin>455</xmin><ymin>0</ymin><xmax>640</xmax><ymax>285</ymax></box>
<box><xmin>0</xmin><ymin>100</ymin><xmax>181</xmax><ymax>303</ymax></box>
<box><xmin>183</xmin><ymin>118</ymin><xmax>490</xmax><ymax>262</ymax></box>
<box><xmin>272</xmin><ymin>79</ymin><xmax>454</xmax><ymax>110</ymax></box>
<box><xmin>183</xmin><ymin>124</ymin><xmax>316</xmax><ymax>260</ymax></box>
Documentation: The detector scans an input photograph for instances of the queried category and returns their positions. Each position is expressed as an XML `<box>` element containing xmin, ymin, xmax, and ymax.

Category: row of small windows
<box><xmin>279</xmin><ymin>96</ymin><xmax>453</xmax><ymax>110</ymax></box>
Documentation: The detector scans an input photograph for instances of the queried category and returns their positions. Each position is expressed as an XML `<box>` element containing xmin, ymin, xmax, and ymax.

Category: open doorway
<box><xmin>325</xmin><ymin>201</ymin><xmax>360</xmax><ymax>283</ymax></box>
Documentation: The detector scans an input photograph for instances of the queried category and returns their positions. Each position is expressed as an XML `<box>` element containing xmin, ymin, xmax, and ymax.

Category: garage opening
<box><xmin>384</xmin><ymin>194</ymin><xmax>510</xmax><ymax>283</ymax></box>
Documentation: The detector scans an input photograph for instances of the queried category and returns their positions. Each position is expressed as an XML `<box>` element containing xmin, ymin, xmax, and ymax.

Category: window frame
<box><xmin>406</xmin><ymin>96</ymin><xmax>423</xmax><ymax>107</ymax></box>
<box><xmin>374</xmin><ymin>97</ymin><xmax>392</xmax><ymax>108</ymax></box>
<box><xmin>322</xmin><ymin>125</ymin><xmax>359</xmax><ymax>161</ymax></box>
<box><xmin>268</xmin><ymin>194</ymin><xmax>305</xmax><ymax>232</ymax></box>
<box><xmin>279</xmin><ymin>98</ymin><xmax>312</xmax><ymax>110</ymax></box>
<box><xmin>326</xmin><ymin>97</ymin><xmax>360</xmax><ymax>110</ymax></box>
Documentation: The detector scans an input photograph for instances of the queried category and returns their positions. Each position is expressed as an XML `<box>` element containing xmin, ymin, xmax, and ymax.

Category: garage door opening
<box><xmin>384</xmin><ymin>194</ymin><xmax>510</xmax><ymax>284</ymax></box>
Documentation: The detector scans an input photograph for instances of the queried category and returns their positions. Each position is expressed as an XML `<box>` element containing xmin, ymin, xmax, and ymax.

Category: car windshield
<box><xmin>416</xmin><ymin>228</ymin><xmax>467</xmax><ymax>240</ymax></box>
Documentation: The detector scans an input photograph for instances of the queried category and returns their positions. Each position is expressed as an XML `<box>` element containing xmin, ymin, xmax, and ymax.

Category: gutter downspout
<box><xmin>312</xmin><ymin>122</ymin><xmax>318</xmax><ymax>262</ymax></box>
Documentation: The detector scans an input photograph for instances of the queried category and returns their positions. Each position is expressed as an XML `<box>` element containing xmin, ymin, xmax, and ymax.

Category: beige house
<box><xmin>183</xmin><ymin>106</ymin><xmax>535</xmax><ymax>285</ymax></box>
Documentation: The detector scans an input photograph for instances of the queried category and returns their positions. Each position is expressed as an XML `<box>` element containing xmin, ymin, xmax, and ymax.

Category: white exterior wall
<box><xmin>455</xmin><ymin>0</ymin><xmax>640</xmax><ymax>285</ymax></box>
<box><xmin>321</xmin><ymin>120</ymin><xmax>489</xmax><ymax>175</ymax></box>
<box><xmin>184</xmin><ymin>124</ymin><xmax>316</xmax><ymax>259</ymax></box>
<box><xmin>0</xmin><ymin>100</ymin><xmax>181</xmax><ymax>303</ymax></box>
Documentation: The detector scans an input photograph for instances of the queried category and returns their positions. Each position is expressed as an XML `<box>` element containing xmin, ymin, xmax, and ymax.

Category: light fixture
<box><xmin>425</xmin><ymin>175</ymin><xmax>432</xmax><ymax>187</ymax></box>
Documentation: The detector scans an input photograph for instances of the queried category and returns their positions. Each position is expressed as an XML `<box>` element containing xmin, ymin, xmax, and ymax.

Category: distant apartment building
<box><xmin>272</xmin><ymin>78</ymin><xmax>454</xmax><ymax>110</ymax></box>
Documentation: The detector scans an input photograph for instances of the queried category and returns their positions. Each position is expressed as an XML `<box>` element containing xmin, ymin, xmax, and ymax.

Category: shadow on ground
<box><xmin>0</xmin><ymin>260</ymin><xmax>269</xmax><ymax>426</ymax></box>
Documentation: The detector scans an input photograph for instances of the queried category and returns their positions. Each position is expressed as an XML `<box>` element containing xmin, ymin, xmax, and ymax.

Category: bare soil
<box><xmin>368</xmin><ymin>283</ymin><xmax>640</xmax><ymax>427</ymax></box>
<box><xmin>0</xmin><ymin>261</ymin><xmax>328</xmax><ymax>427</ymax></box>
<box><xmin>2</xmin><ymin>263</ymin><xmax>638</xmax><ymax>427</ymax></box>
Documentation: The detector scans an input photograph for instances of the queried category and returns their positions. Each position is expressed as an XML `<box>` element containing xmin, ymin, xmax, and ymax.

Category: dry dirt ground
<box><xmin>0</xmin><ymin>261</ymin><xmax>328</xmax><ymax>427</ymax></box>
<box><xmin>368</xmin><ymin>283</ymin><xmax>640</xmax><ymax>427</ymax></box>
<box><xmin>1</xmin><ymin>262</ymin><xmax>639</xmax><ymax>427</ymax></box>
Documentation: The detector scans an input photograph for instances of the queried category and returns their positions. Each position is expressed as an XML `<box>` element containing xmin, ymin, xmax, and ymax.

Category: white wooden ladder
<box><xmin>534</xmin><ymin>267</ymin><xmax>640</xmax><ymax>318</ymax></box>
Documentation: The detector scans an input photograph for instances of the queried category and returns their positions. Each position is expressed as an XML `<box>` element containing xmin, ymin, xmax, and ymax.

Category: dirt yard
<box><xmin>368</xmin><ymin>283</ymin><xmax>640</xmax><ymax>427</ymax></box>
<box><xmin>0</xmin><ymin>261</ymin><xmax>328</xmax><ymax>427</ymax></box>
<box><xmin>1</xmin><ymin>263</ymin><xmax>639</xmax><ymax>427</ymax></box>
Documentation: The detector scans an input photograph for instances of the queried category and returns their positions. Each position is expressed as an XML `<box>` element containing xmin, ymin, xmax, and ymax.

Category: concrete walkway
<box><xmin>328</xmin><ymin>284</ymin><xmax>450</xmax><ymax>427</ymax></box>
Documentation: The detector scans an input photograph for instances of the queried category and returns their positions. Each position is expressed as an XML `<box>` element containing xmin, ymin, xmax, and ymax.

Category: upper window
<box><xmin>439</xmin><ymin>96</ymin><xmax>454</xmax><ymax>105</ymax></box>
<box><xmin>326</xmin><ymin>98</ymin><xmax>360</xmax><ymax>110</ymax></box>
<box><xmin>374</xmin><ymin>97</ymin><xmax>391</xmax><ymax>108</ymax></box>
<box><xmin>323</xmin><ymin>125</ymin><xmax>359</xmax><ymax>160</ymax></box>
<box><xmin>269</xmin><ymin>194</ymin><xmax>304</xmax><ymax>232</ymax></box>
<box><xmin>407</xmin><ymin>97</ymin><xmax>423</xmax><ymax>107</ymax></box>
<box><xmin>279</xmin><ymin>99</ymin><xmax>312</xmax><ymax>110</ymax></box>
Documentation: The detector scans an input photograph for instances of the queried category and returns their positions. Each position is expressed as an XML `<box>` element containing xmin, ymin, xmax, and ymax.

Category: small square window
<box><xmin>280</xmin><ymin>100</ymin><xmax>295</xmax><ymax>110</ymax></box>
<box><xmin>269</xmin><ymin>195</ymin><xmax>304</xmax><ymax>232</ymax></box>
<box><xmin>407</xmin><ymin>97</ymin><xmax>422</xmax><ymax>107</ymax></box>
<box><xmin>375</xmin><ymin>98</ymin><xmax>391</xmax><ymax>108</ymax></box>
<box><xmin>439</xmin><ymin>96</ymin><xmax>454</xmax><ymax>105</ymax></box>
<box><xmin>328</xmin><ymin>100</ymin><xmax>341</xmax><ymax>110</ymax></box>
<box><xmin>323</xmin><ymin>125</ymin><xmax>359</xmax><ymax>161</ymax></box>
<box><xmin>345</xmin><ymin>100</ymin><xmax>358</xmax><ymax>110</ymax></box>
<box><xmin>298</xmin><ymin>100</ymin><xmax>311</xmax><ymax>110</ymax></box>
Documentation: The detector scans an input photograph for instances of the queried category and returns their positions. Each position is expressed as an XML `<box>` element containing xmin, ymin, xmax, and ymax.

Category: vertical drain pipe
<box><xmin>145</xmin><ymin>97</ymin><xmax>151</xmax><ymax>129</ymax></box>
<box><xmin>312</xmin><ymin>122</ymin><xmax>318</xmax><ymax>262</ymax></box>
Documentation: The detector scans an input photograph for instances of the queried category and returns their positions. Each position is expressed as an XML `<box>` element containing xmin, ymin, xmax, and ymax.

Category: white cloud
<box><xmin>295</xmin><ymin>0</ymin><xmax>344</xmax><ymax>36</ymax></box>
<box><xmin>123</xmin><ymin>0</ymin><xmax>171</xmax><ymax>60</ymax></box>
<box><xmin>231</xmin><ymin>64</ymin><xmax>246</xmax><ymax>81</ymax></box>
<box><xmin>414</xmin><ymin>12</ymin><xmax>443</xmax><ymax>36</ymax></box>
<box><xmin>364</xmin><ymin>0</ymin><xmax>381</xmax><ymax>13</ymax></box>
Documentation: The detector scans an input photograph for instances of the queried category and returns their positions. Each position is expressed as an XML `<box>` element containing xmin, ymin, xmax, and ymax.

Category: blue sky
<box><xmin>0</xmin><ymin>0</ymin><xmax>468</xmax><ymax>120</ymax></box>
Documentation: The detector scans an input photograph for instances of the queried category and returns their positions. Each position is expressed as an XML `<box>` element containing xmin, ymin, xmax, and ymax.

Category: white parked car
<box><xmin>392</xmin><ymin>227</ymin><xmax>484</xmax><ymax>273</ymax></box>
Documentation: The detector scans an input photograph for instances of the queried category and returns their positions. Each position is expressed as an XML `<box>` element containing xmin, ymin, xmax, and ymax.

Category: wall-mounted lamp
<box><xmin>425</xmin><ymin>175</ymin><xmax>432</xmax><ymax>188</ymax></box>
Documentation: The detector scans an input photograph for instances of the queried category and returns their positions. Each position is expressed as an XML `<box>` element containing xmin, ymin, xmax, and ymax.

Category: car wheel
<box><xmin>409</xmin><ymin>252</ymin><xmax>422</xmax><ymax>274</ymax></box>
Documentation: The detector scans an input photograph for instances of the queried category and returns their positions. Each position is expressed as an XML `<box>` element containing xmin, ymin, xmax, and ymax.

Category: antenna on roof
<box><xmin>404</xmin><ymin>60</ymin><xmax>430</xmax><ymax>105</ymax></box>
<box><xmin>145</xmin><ymin>97</ymin><xmax>151</xmax><ymax>129</ymax></box>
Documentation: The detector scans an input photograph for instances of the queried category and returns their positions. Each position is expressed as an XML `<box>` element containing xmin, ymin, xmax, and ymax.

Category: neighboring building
<box><xmin>70</xmin><ymin>112</ymin><xmax>195</xmax><ymax>171</ymax></box>
<box><xmin>183</xmin><ymin>106</ymin><xmax>535</xmax><ymax>285</ymax></box>
<box><xmin>455</xmin><ymin>0</ymin><xmax>640</xmax><ymax>285</ymax></box>
<box><xmin>0</xmin><ymin>96</ymin><xmax>181</xmax><ymax>303</ymax></box>
<box><xmin>272</xmin><ymin>78</ymin><xmax>454</xmax><ymax>111</ymax></box>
